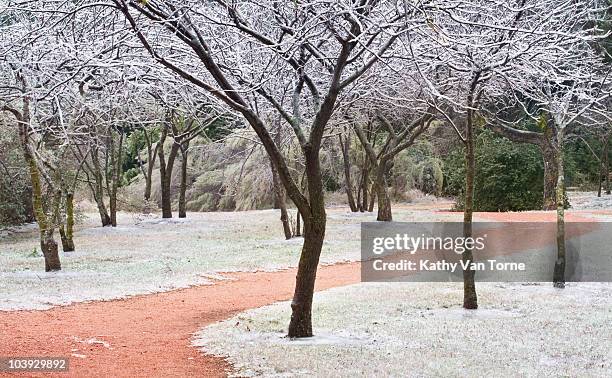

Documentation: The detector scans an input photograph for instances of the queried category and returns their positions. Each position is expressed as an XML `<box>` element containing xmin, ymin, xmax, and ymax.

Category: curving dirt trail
<box><xmin>0</xmin><ymin>263</ymin><xmax>360</xmax><ymax>377</ymax></box>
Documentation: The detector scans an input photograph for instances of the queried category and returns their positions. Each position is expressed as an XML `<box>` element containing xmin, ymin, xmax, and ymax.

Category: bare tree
<box><xmin>99</xmin><ymin>0</ymin><xmax>407</xmax><ymax>337</ymax></box>
<box><xmin>337</xmin><ymin>127</ymin><xmax>359</xmax><ymax>213</ymax></box>
<box><xmin>352</xmin><ymin>110</ymin><xmax>434</xmax><ymax>221</ymax></box>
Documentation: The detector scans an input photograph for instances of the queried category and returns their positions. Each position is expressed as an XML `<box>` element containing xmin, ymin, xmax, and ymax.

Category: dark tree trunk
<box><xmin>288</xmin><ymin>215</ymin><xmax>325</xmax><ymax>337</ymax></box>
<box><xmin>143</xmin><ymin>131</ymin><xmax>159</xmax><ymax>201</ymax></box>
<box><xmin>109</xmin><ymin>131</ymin><xmax>124</xmax><ymax>227</ymax></box>
<box><xmin>462</xmin><ymin>105</ymin><xmax>478</xmax><ymax>310</ymax></box>
<box><xmin>339</xmin><ymin>135</ymin><xmax>358</xmax><ymax>212</ymax></box>
<box><xmin>178</xmin><ymin>142</ymin><xmax>189</xmax><ymax>218</ymax></box>
<box><xmin>21</xmin><ymin>185</ymin><xmax>35</xmax><ymax>222</ymax></box>
<box><xmin>541</xmin><ymin>141</ymin><xmax>559</xmax><ymax>210</ymax></box>
<box><xmin>59</xmin><ymin>192</ymin><xmax>75</xmax><ymax>252</ymax></box>
<box><xmin>606</xmin><ymin>137</ymin><xmax>610</xmax><ymax>195</ymax></box>
<box><xmin>144</xmin><ymin>167</ymin><xmax>154</xmax><ymax>201</ymax></box>
<box><xmin>368</xmin><ymin>182</ymin><xmax>377</xmax><ymax>213</ymax></box>
<box><xmin>356</xmin><ymin>180</ymin><xmax>362</xmax><ymax>212</ymax></box>
<box><xmin>295</xmin><ymin>210</ymin><xmax>302</xmax><ymax>237</ymax></box>
<box><xmin>158</xmin><ymin>128</ymin><xmax>180</xmax><ymax>219</ymax></box>
<box><xmin>553</xmin><ymin>128</ymin><xmax>566</xmax><ymax>289</ymax></box>
<box><xmin>598</xmin><ymin>136</ymin><xmax>609</xmax><ymax>197</ymax></box>
<box><xmin>360</xmin><ymin>158</ymin><xmax>369</xmax><ymax>212</ymax></box>
<box><xmin>97</xmin><ymin>203</ymin><xmax>111</xmax><ymax>227</ymax></box>
<box><xmin>374</xmin><ymin>163</ymin><xmax>392</xmax><ymax>221</ymax></box>
<box><xmin>271</xmin><ymin>158</ymin><xmax>293</xmax><ymax>239</ymax></box>
<box><xmin>41</xmin><ymin>231</ymin><xmax>61</xmax><ymax>272</ymax></box>
<box><xmin>30</xmin><ymin>163</ymin><xmax>61</xmax><ymax>271</ymax></box>
<box><xmin>89</xmin><ymin>148</ymin><xmax>111</xmax><ymax>227</ymax></box>
<box><xmin>19</xmin><ymin>105</ymin><xmax>62</xmax><ymax>271</ymax></box>
<box><xmin>288</xmin><ymin>149</ymin><xmax>326</xmax><ymax>338</ymax></box>
<box><xmin>109</xmin><ymin>139</ymin><xmax>117</xmax><ymax>227</ymax></box>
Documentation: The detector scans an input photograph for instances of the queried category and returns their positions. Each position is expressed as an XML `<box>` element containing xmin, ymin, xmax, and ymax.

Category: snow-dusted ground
<box><xmin>568</xmin><ymin>191</ymin><xmax>612</xmax><ymax>211</ymax></box>
<box><xmin>194</xmin><ymin>281</ymin><xmax>612</xmax><ymax>377</ymax></box>
<box><xmin>0</xmin><ymin>200</ymin><xmax>457</xmax><ymax>311</ymax></box>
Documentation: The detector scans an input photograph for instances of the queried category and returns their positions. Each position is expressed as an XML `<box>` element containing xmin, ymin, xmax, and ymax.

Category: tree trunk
<box><xmin>59</xmin><ymin>192</ymin><xmax>75</xmax><ymax>252</ymax></box>
<box><xmin>143</xmin><ymin>131</ymin><xmax>158</xmax><ymax>201</ymax></box>
<box><xmin>339</xmin><ymin>135</ymin><xmax>358</xmax><ymax>212</ymax></box>
<box><xmin>360</xmin><ymin>157</ymin><xmax>369</xmax><ymax>212</ymax></box>
<box><xmin>288</xmin><ymin>149</ymin><xmax>326</xmax><ymax>338</ymax></box>
<box><xmin>89</xmin><ymin>147</ymin><xmax>111</xmax><ymax>227</ymax></box>
<box><xmin>18</xmin><ymin>95</ymin><xmax>62</xmax><ymax>271</ymax></box>
<box><xmin>178</xmin><ymin>142</ymin><xmax>189</xmax><ymax>218</ymax></box>
<box><xmin>271</xmin><ymin>158</ymin><xmax>293</xmax><ymax>239</ymax></box>
<box><xmin>553</xmin><ymin>128</ymin><xmax>566</xmax><ymax>288</ymax></box>
<box><xmin>541</xmin><ymin>141</ymin><xmax>559</xmax><ymax>210</ymax></box>
<box><xmin>368</xmin><ymin>182</ymin><xmax>377</xmax><ymax>213</ymax></box>
<box><xmin>598</xmin><ymin>135</ymin><xmax>609</xmax><ymax>197</ymax></box>
<box><xmin>295</xmin><ymin>211</ymin><xmax>302</xmax><ymax>237</ymax></box>
<box><xmin>159</xmin><ymin>129</ymin><xmax>180</xmax><ymax>219</ymax></box>
<box><xmin>462</xmin><ymin>108</ymin><xmax>478</xmax><ymax>310</ymax></box>
<box><xmin>606</xmin><ymin>137</ymin><xmax>610</xmax><ymax>195</ymax></box>
<box><xmin>374</xmin><ymin>163</ymin><xmax>392</xmax><ymax>221</ymax></box>
<box><xmin>356</xmin><ymin>180</ymin><xmax>362</xmax><ymax>212</ymax></box>
<box><xmin>144</xmin><ymin>166</ymin><xmax>154</xmax><ymax>201</ymax></box>
<box><xmin>96</xmin><ymin>201</ymin><xmax>111</xmax><ymax>227</ymax></box>
<box><xmin>41</xmin><ymin>230</ymin><xmax>61</xmax><ymax>272</ymax></box>
<box><xmin>26</xmin><ymin>157</ymin><xmax>61</xmax><ymax>271</ymax></box>
<box><xmin>288</xmin><ymin>215</ymin><xmax>325</xmax><ymax>337</ymax></box>
<box><xmin>109</xmin><ymin>131</ymin><xmax>124</xmax><ymax>227</ymax></box>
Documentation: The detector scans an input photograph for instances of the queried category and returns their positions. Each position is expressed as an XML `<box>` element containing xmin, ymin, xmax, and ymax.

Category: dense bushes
<box><xmin>0</xmin><ymin>126</ymin><xmax>34</xmax><ymax>227</ymax></box>
<box><xmin>444</xmin><ymin>130</ymin><xmax>544</xmax><ymax>211</ymax></box>
<box><xmin>121</xmin><ymin>126</ymin><xmax>604</xmax><ymax>214</ymax></box>
<box><xmin>391</xmin><ymin>142</ymin><xmax>444</xmax><ymax>199</ymax></box>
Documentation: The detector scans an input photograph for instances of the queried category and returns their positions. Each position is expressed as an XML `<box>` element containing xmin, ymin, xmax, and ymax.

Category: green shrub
<box><xmin>417</xmin><ymin>159</ymin><xmax>444</xmax><ymax>195</ymax></box>
<box><xmin>443</xmin><ymin>130</ymin><xmax>544</xmax><ymax>211</ymax></box>
<box><xmin>0</xmin><ymin>127</ymin><xmax>33</xmax><ymax>227</ymax></box>
<box><xmin>391</xmin><ymin>142</ymin><xmax>443</xmax><ymax>198</ymax></box>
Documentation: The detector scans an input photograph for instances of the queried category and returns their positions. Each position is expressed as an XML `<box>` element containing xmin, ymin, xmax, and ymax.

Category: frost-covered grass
<box><xmin>194</xmin><ymin>281</ymin><xmax>612</xmax><ymax>377</ymax></box>
<box><xmin>0</xmin><ymin>202</ymin><xmax>456</xmax><ymax>310</ymax></box>
<box><xmin>568</xmin><ymin>191</ymin><xmax>612</xmax><ymax>211</ymax></box>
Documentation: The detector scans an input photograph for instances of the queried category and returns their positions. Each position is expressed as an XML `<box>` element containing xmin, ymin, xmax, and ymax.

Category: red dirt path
<box><xmin>0</xmin><ymin>263</ymin><xmax>360</xmax><ymax>378</ymax></box>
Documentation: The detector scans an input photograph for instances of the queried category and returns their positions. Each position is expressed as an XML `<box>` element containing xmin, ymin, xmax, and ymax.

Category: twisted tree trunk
<box><xmin>288</xmin><ymin>148</ymin><xmax>326</xmax><ymax>338</ymax></box>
